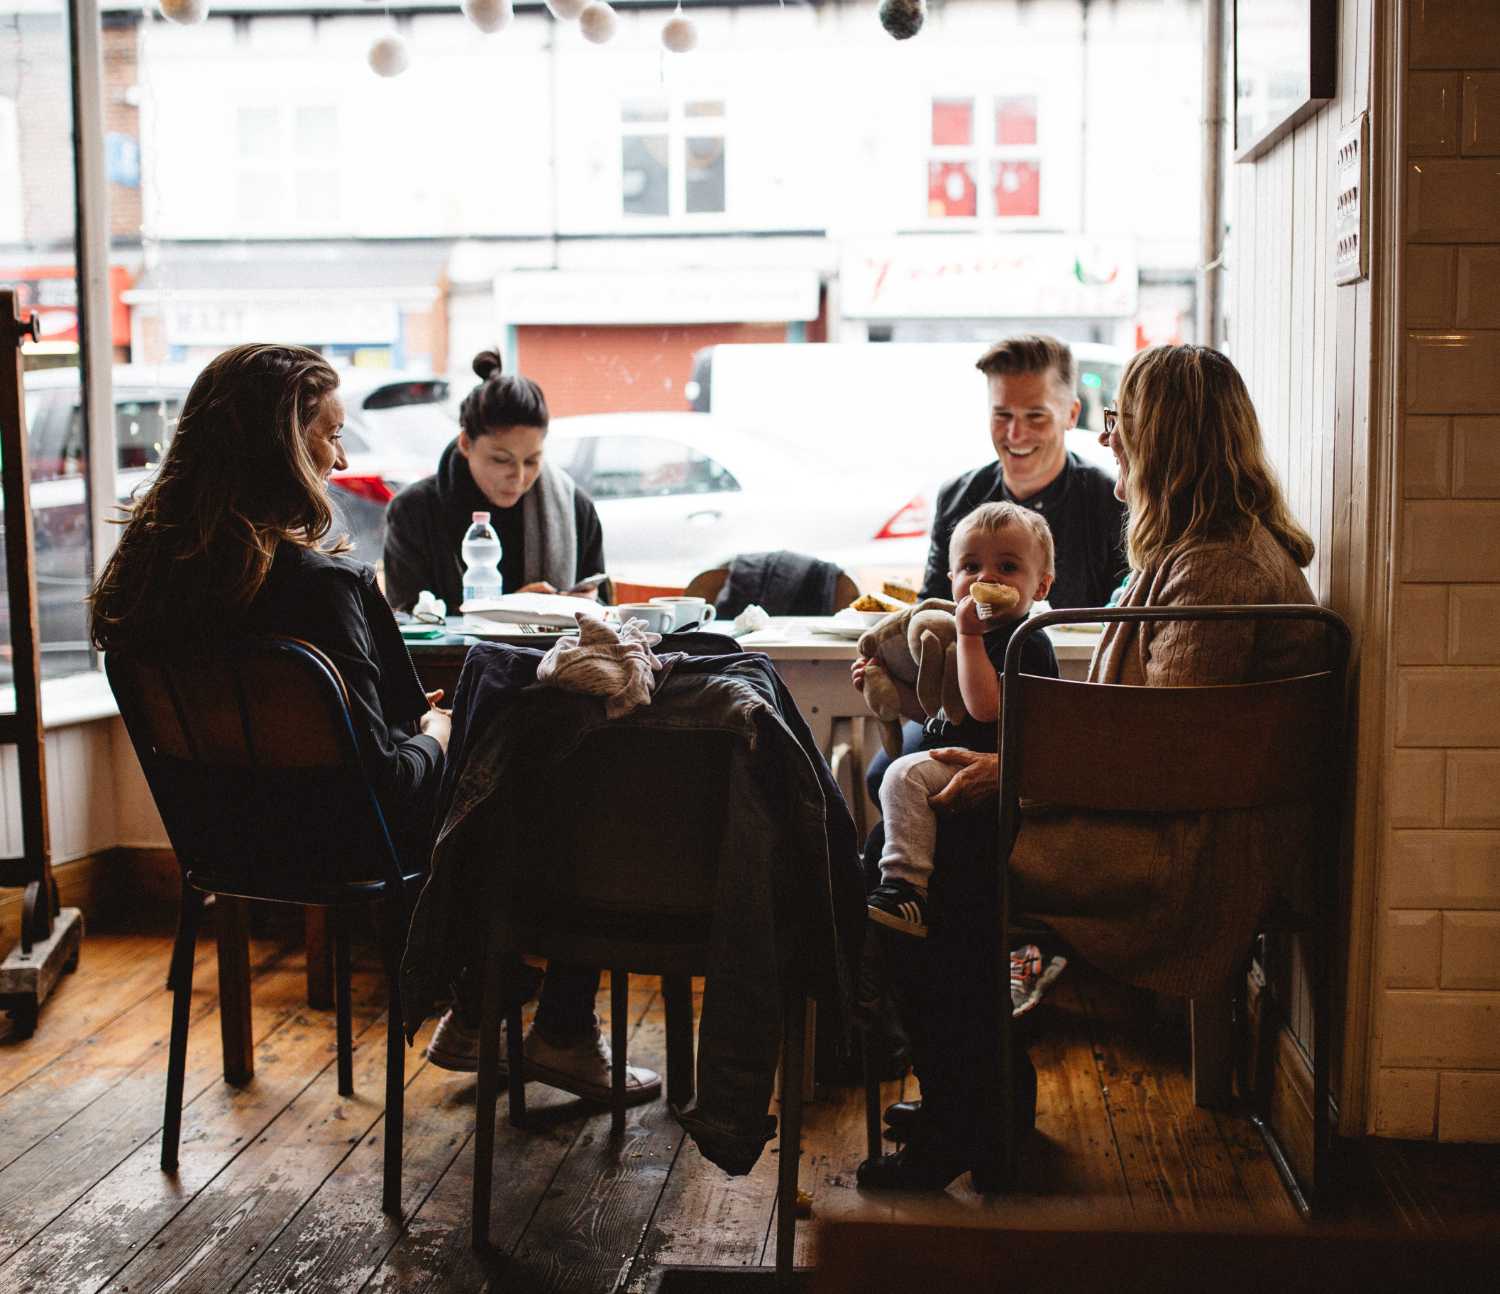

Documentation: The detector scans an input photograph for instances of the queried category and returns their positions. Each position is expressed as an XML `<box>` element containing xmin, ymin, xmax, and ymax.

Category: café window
<box><xmin>234</xmin><ymin>104</ymin><xmax>342</xmax><ymax>231</ymax></box>
<box><xmin>621</xmin><ymin>96</ymin><xmax>727</xmax><ymax>220</ymax></box>
<box><xmin>927</xmin><ymin>93</ymin><xmax>1042</xmax><ymax>222</ymax></box>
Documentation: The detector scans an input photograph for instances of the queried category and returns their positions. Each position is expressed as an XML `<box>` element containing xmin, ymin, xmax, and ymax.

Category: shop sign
<box><xmin>840</xmin><ymin>236</ymin><xmax>1138</xmax><ymax>319</ymax></box>
<box><xmin>159</xmin><ymin>296</ymin><xmax>399</xmax><ymax>346</ymax></box>
<box><xmin>496</xmin><ymin>269</ymin><xmax>820</xmax><ymax>325</ymax></box>
<box><xmin>7</xmin><ymin>264</ymin><xmax>133</xmax><ymax>344</ymax></box>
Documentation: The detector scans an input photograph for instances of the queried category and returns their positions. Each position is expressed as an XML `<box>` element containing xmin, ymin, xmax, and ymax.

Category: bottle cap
<box><xmin>472</xmin><ymin>511</ymin><xmax>491</xmax><ymax>524</ymax></box>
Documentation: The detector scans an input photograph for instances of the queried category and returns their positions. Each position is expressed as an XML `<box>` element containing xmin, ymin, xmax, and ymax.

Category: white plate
<box><xmin>808</xmin><ymin>619</ymin><xmax>868</xmax><ymax>641</ymax></box>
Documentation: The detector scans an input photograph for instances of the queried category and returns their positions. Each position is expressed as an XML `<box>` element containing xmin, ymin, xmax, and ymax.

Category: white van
<box><xmin>685</xmin><ymin>340</ymin><xmax>1126</xmax><ymax>485</ymax></box>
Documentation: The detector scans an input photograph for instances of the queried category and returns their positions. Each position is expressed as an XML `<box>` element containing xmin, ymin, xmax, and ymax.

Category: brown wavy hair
<box><xmin>89</xmin><ymin>343</ymin><xmax>344</xmax><ymax>653</ymax></box>
<box><xmin>1116</xmin><ymin>345</ymin><xmax>1314</xmax><ymax>571</ymax></box>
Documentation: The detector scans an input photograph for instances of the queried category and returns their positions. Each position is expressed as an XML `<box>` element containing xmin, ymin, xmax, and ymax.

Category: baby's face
<box><xmin>949</xmin><ymin>523</ymin><xmax>1054</xmax><ymax>616</ymax></box>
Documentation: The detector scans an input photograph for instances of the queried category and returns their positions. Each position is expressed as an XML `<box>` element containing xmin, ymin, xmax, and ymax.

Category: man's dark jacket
<box><xmin>920</xmin><ymin>452</ymin><xmax>1128</xmax><ymax>609</ymax></box>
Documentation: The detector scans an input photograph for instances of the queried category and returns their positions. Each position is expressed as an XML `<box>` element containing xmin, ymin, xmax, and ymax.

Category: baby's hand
<box><xmin>850</xmin><ymin>655</ymin><xmax>870</xmax><ymax>691</ymax></box>
<box><xmin>954</xmin><ymin>595</ymin><xmax>986</xmax><ymax>636</ymax></box>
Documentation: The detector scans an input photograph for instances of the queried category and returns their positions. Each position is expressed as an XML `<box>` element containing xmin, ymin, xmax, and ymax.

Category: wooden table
<box><xmin>403</xmin><ymin>615</ymin><xmax>1099</xmax><ymax>837</ymax></box>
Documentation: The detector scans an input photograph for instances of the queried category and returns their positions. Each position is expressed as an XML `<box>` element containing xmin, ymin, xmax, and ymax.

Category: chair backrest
<box><xmin>999</xmin><ymin>605</ymin><xmax>1350</xmax><ymax>821</ymax></box>
<box><xmin>515</xmin><ymin>725</ymin><xmax>736</xmax><ymax>920</ymax></box>
<box><xmin>106</xmin><ymin>637</ymin><xmax>403</xmax><ymax>902</ymax></box>
<box><xmin>685</xmin><ymin>563</ymin><xmax>860</xmax><ymax>615</ymax></box>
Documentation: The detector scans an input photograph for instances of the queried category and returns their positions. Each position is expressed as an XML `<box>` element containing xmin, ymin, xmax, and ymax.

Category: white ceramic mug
<box><xmin>650</xmin><ymin>596</ymin><xmax>716</xmax><ymax>630</ymax></box>
<box><xmin>614</xmin><ymin>603</ymin><xmax>675</xmax><ymax>634</ymax></box>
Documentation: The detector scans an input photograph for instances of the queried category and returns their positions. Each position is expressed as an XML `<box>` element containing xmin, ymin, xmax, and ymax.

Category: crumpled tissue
<box><xmin>412</xmin><ymin>589</ymin><xmax>447</xmax><ymax>623</ymax></box>
<box><xmin>731</xmin><ymin>603</ymin><xmax>770</xmax><ymax>636</ymax></box>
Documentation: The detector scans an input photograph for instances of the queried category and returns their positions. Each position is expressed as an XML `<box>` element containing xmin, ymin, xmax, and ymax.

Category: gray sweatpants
<box><xmin>876</xmin><ymin>750</ymin><xmax>960</xmax><ymax>890</ymax></box>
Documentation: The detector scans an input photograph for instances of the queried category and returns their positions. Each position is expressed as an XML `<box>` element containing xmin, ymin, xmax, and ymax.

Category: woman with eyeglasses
<box><xmin>858</xmin><ymin>344</ymin><xmax>1326</xmax><ymax>1191</ymax></box>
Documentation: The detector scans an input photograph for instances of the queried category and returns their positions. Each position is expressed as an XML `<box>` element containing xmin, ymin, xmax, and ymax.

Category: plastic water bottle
<box><xmin>461</xmin><ymin>511</ymin><xmax>503</xmax><ymax>606</ymax></box>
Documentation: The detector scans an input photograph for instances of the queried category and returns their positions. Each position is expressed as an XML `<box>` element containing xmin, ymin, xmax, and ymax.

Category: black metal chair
<box><xmin>106</xmin><ymin>637</ymin><xmax>419</xmax><ymax>1216</ymax></box>
<box><xmin>469</xmin><ymin>725</ymin><xmax>810</xmax><ymax>1287</ymax></box>
<box><xmin>862</xmin><ymin>605</ymin><xmax>1350</xmax><ymax>1216</ymax></box>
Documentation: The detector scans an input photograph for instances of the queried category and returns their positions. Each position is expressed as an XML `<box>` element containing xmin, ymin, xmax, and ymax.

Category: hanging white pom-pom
<box><xmin>546</xmin><ymin>0</ymin><xmax>587</xmax><ymax>19</ymax></box>
<box><xmin>463</xmin><ymin>0</ymin><xmax>513</xmax><ymax>33</ymax></box>
<box><xmin>368</xmin><ymin>33</ymin><xmax>410</xmax><ymax>78</ymax></box>
<box><xmin>578</xmin><ymin>1</ymin><xmax>617</xmax><ymax>43</ymax></box>
<box><xmin>661</xmin><ymin>12</ymin><xmax>698</xmax><ymax>53</ymax></box>
<box><xmin>158</xmin><ymin>0</ymin><xmax>208</xmax><ymax>25</ymax></box>
<box><xmin>879</xmin><ymin>0</ymin><xmax>925</xmax><ymax>40</ymax></box>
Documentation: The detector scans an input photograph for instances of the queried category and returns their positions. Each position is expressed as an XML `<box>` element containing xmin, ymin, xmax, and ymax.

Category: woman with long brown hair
<box><xmin>91</xmin><ymin>342</ymin><xmax>452</xmax><ymax>843</ymax></box>
<box><xmin>859</xmin><ymin>344</ymin><xmax>1325</xmax><ymax>1190</ymax></box>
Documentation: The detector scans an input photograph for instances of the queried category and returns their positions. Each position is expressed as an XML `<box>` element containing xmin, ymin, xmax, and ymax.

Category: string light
<box><xmin>578</xmin><ymin>1</ymin><xmax>618</xmax><ymax>44</ymax></box>
<box><xmin>879</xmin><ymin>0</ymin><xmax>925</xmax><ymax>40</ymax></box>
<box><xmin>367</xmin><ymin>32</ymin><xmax>410</xmax><ymax>77</ymax></box>
<box><xmin>662</xmin><ymin>3</ymin><xmax>698</xmax><ymax>53</ymax></box>
<box><xmin>157</xmin><ymin>0</ymin><xmax>208</xmax><ymax>25</ymax></box>
<box><xmin>462</xmin><ymin>0</ymin><xmax>515</xmax><ymax>34</ymax></box>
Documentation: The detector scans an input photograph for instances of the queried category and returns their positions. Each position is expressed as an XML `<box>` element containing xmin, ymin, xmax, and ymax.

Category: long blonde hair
<box><xmin>1116</xmin><ymin>345</ymin><xmax>1314</xmax><ymax>571</ymax></box>
<box><xmin>90</xmin><ymin>343</ymin><xmax>345</xmax><ymax>652</ymax></box>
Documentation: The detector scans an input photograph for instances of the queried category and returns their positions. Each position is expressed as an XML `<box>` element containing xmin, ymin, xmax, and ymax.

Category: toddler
<box><xmin>865</xmin><ymin>501</ymin><xmax>1060</xmax><ymax>937</ymax></box>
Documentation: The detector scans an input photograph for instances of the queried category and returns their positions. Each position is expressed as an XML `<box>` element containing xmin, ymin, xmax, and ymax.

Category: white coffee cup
<box><xmin>614</xmin><ymin>603</ymin><xmax>675</xmax><ymax>634</ymax></box>
<box><xmin>650</xmin><ymin>595</ymin><xmax>716</xmax><ymax>630</ymax></box>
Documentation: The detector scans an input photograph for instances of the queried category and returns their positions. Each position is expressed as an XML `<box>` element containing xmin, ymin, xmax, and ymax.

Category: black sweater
<box><xmin>920</xmin><ymin>453</ymin><xmax>1128</xmax><ymax>610</ymax></box>
<box><xmin>382</xmin><ymin>439</ymin><xmax>606</xmax><ymax>613</ymax></box>
<box><xmin>244</xmin><ymin>544</ymin><xmax>443</xmax><ymax>840</ymax></box>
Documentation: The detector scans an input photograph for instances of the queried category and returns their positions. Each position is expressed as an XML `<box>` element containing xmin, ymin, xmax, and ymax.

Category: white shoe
<box><xmin>424</xmin><ymin>1008</ymin><xmax>507</xmax><ymax>1074</ymax></box>
<box><xmin>523</xmin><ymin>1028</ymin><xmax>662</xmax><ymax>1105</ymax></box>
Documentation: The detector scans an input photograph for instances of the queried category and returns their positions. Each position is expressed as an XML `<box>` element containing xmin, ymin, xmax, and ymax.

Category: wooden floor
<box><xmin>1</xmin><ymin>924</ymin><xmax>1494</xmax><ymax>1294</ymax></box>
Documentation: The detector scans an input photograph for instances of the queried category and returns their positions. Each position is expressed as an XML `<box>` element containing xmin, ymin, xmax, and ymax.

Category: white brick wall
<box><xmin>1378</xmin><ymin>0</ymin><xmax>1500</xmax><ymax>1141</ymax></box>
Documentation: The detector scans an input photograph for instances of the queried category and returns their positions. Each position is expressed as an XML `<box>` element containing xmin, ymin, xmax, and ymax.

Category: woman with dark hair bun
<box><xmin>383</xmin><ymin>350</ymin><xmax>656</xmax><ymax>1103</ymax></box>
<box><xmin>381</xmin><ymin>348</ymin><xmax>607</xmax><ymax>613</ymax></box>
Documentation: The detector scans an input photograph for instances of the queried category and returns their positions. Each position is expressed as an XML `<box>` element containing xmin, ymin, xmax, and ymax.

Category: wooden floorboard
<box><xmin>0</xmin><ymin>932</ymin><xmax>1494</xmax><ymax>1294</ymax></box>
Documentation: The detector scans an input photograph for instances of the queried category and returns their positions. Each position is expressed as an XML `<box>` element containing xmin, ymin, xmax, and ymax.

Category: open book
<box><xmin>461</xmin><ymin>592</ymin><xmax>608</xmax><ymax>628</ymax></box>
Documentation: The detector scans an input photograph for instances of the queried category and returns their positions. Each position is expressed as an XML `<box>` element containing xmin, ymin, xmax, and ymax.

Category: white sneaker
<box><xmin>424</xmin><ymin>1008</ymin><xmax>507</xmax><ymax>1074</ymax></box>
<box><xmin>523</xmin><ymin>1028</ymin><xmax>662</xmax><ymax>1105</ymax></box>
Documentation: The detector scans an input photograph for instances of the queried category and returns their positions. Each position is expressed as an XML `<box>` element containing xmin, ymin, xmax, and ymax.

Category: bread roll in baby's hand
<box><xmin>970</xmin><ymin>581</ymin><xmax>1021</xmax><ymax>621</ymax></box>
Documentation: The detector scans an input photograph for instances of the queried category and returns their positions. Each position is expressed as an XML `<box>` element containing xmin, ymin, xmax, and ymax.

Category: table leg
<box><xmin>215</xmin><ymin>896</ymin><xmax>254</xmax><ymax>1085</ymax></box>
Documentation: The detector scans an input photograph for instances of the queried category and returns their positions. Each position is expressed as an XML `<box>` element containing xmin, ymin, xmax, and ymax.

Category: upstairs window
<box><xmin>927</xmin><ymin>93</ymin><xmax>1042</xmax><ymax>222</ymax></box>
<box><xmin>621</xmin><ymin>97</ymin><xmax>727</xmax><ymax>220</ymax></box>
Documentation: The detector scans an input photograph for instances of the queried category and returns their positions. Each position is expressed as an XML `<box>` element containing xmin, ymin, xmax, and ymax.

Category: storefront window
<box><xmin>1</xmin><ymin>0</ymin><xmax>97</xmax><ymax>688</ymax></box>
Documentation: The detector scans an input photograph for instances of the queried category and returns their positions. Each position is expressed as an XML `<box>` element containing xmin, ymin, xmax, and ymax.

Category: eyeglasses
<box><xmin>1100</xmin><ymin>406</ymin><xmax>1120</xmax><ymax>446</ymax></box>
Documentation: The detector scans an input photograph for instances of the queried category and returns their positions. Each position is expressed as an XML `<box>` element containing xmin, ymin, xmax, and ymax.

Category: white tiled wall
<box><xmin>1379</xmin><ymin>0</ymin><xmax>1500</xmax><ymax>1141</ymax></box>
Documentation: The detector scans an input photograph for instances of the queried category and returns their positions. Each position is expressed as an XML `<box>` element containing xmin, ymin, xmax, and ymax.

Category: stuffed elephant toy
<box><xmin>856</xmin><ymin>598</ymin><xmax>967</xmax><ymax>757</ymax></box>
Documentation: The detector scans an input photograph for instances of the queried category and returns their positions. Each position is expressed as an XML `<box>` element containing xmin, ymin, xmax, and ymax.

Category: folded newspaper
<box><xmin>461</xmin><ymin>592</ymin><xmax>608</xmax><ymax>628</ymax></box>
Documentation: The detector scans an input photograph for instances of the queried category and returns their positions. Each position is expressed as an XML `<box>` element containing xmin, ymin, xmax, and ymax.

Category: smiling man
<box><xmin>919</xmin><ymin>334</ymin><xmax>1128</xmax><ymax>609</ymax></box>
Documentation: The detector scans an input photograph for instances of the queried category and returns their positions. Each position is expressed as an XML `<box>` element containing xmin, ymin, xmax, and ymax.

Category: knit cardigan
<box><xmin>1007</xmin><ymin>523</ymin><xmax>1326</xmax><ymax>997</ymax></box>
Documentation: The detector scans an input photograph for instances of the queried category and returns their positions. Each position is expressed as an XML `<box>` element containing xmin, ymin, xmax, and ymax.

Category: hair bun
<box><xmin>472</xmin><ymin>349</ymin><xmax>504</xmax><ymax>381</ymax></box>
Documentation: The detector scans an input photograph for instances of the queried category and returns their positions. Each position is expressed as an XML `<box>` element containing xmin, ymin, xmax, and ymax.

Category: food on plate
<box><xmin>849</xmin><ymin>593</ymin><xmax>889</xmax><ymax>612</ymax></box>
<box><xmin>882</xmin><ymin>580</ymin><xmax>918</xmax><ymax>605</ymax></box>
<box><xmin>970</xmin><ymin>581</ymin><xmax>1021</xmax><ymax>620</ymax></box>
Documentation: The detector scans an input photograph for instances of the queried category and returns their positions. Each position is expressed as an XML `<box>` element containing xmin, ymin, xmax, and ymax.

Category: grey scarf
<box><xmin>521</xmin><ymin>459</ymin><xmax>578</xmax><ymax>591</ymax></box>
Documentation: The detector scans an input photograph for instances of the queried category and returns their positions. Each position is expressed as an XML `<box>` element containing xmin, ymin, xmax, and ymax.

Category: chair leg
<box><xmin>473</xmin><ymin>903</ymin><xmax>508</xmax><ymax>1247</ymax></box>
<box><xmin>379</xmin><ymin>901</ymin><xmax>405</xmax><ymax>1218</ymax></box>
<box><xmin>611</xmin><ymin>969</ymin><xmax>628</xmax><ymax>1135</ymax></box>
<box><xmin>214</xmin><ymin>895</ymin><xmax>254</xmax><ymax>1086</ymax></box>
<box><xmin>774</xmin><ymin>982</ymin><xmax>806</xmax><ymax>1287</ymax></box>
<box><xmin>334</xmin><ymin>908</ymin><xmax>354</xmax><ymax>1097</ymax></box>
<box><xmin>663</xmin><ymin>974</ymin><xmax>695</xmax><ymax>1108</ymax></box>
<box><xmin>506</xmin><ymin>1004</ymin><xmax>527</xmax><ymax>1128</ymax></box>
<box><xmin>305</xmin><ymin>906</ymin><xmax>334</xmax><ymax>1010</ymax></box>
<box><xmin>1190</xmin><ymin>992</ymin><xmax>1234</xmax><ymax>1109</ymax></box>
<box><xmin>162</xmin><ymin>886</ymin><xmax>204</xmax><ymax>1172</ymax></box>
<box><xmin>861</xmin><ymin>1029</ymin><xmax>882</xmax><ymax>1163</ymax></box>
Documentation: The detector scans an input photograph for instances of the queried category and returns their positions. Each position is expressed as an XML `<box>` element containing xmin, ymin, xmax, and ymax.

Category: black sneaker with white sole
<box><xmin>866</xmin><ymin>880</ymin><xmax>929</xmax><ymax>938</ymax></box>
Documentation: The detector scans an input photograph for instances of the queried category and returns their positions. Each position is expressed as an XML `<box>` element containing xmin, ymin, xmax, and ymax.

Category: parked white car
<box><xmin>547</xmin><ymin>412</ymin><xmax>937</xmax><ymax>589</ymax></box>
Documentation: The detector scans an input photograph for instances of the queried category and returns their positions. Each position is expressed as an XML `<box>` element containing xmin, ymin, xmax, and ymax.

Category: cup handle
<box><xmin>701</xmin><ymin>605</ymin><xmax>716</xmax><ymax>623</ymax></box>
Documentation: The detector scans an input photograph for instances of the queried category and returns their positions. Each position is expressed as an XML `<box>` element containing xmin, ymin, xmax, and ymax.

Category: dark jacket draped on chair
<box><xmin>399</xmin><ymin>641</ymin><xmax>864</xmax><ymax>1169</ymax></box>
